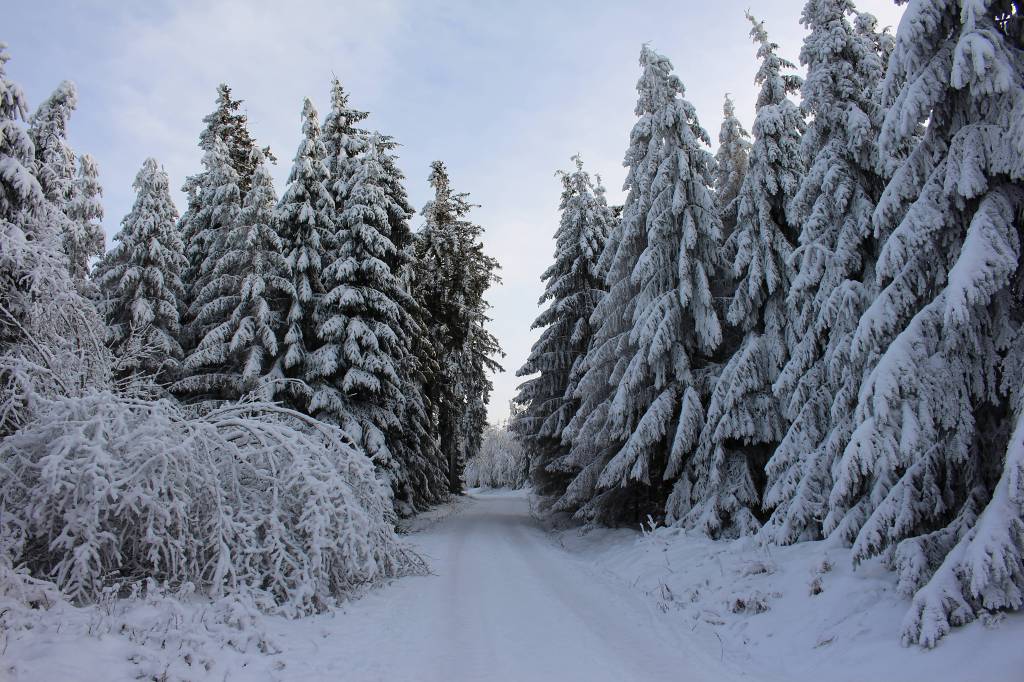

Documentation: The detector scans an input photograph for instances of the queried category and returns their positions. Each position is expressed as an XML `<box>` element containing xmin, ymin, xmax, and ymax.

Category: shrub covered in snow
<box><xmin>0</xmin><ymin>392</ymin><xmax>422</xmax><ymax>617</ymax></box>
<box><xmin>463</xmin><ymin>425</ymin><xmax>528</xmax><ymax>489</ymax></box>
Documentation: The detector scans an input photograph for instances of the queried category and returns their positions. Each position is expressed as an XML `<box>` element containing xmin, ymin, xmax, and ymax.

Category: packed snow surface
<box><xmin>266</xmin><ymin>488</ymin><xmax>735</xmax><ymax>681</ymax></box>
<box><xmin>5</xmin><ymin>489</ymin><xmax>1023</xmax><ymax>681</ymax></box>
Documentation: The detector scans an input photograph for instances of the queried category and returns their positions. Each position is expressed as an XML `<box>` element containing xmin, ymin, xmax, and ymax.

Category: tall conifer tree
<box><xmin>176</xmin><ymin>148</ymin><xmax>291</xmax><ymax>400</ymax></box>
<box><xmin>825</xmin><ymin>0</ymin><xmax>1024</xmax><ymax>647</ymax></box>
<box><xmin>309</xmin><ymin>135</ymin><xmax>410</xmax><ymax>482</ymax></box>
<box><xmin>714</xmin><ymin>94</ymin><xmax>752</xmax><ymax>241</ymax></box>
<box><xmin>560</xmin><ymin>45</ymin><xmax>722</xmax><ymax>523</ymax></box>
<box><xmin>66</xmin><ymin>154</ymin><xmax>105</xmax><ymax>285</ymax></box>
<box><xmin>762</xmin><ymin>0</ymin><xmax>890</xmax><ymax>545</ymax></box>
<box><xmin>513</xmin><ymin>156</ymin><xmax>613</xmax><ymax>501</ymax></box>
<box><xmin>674</xmin><ymin>15</ymin><xmax>805</xmax><ymax>537</ymax></box>
<box><xmin>276</xmin><ymin>99</ymin><xmax>335</xmax><ymax>411</ymax></box>
<box><xmin>94</xmin><ymin>159</ymin><xmax>185</xmax><ymax>381</ymax></box>
<box><xmin>197</xmin><ymin>83</ymin><xmax>272</xmax><ymax>193</ymax></box>
<box><xmin>0</xmin><ymin>44</ymin><xmax>49</xmax><ymax>351</ymax></box>
<box><xmin>416</xmin><ymin>161</ymin><xmax>503</xmax><ymax>493</ymax></box>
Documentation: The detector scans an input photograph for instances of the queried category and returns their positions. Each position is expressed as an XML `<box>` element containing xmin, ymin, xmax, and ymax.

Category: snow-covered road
<box><xmin>271</xmin><ymin>489</ymin><xmax>737</xmax><ymax>681</ymax></box>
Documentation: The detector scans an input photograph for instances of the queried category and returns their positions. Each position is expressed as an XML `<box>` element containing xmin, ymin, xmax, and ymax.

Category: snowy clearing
<box><xmin>6</xmin><ymin>488</ymin><xmax>1022</xmax><ymax>681</ymax></box>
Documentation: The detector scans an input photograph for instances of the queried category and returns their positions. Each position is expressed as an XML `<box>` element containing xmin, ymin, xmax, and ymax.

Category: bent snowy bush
<box><xmin>464</xmin><ymin>425</ymin><xmax>528</xmax><ymax>489</ymax></box>
<box><xmin>0</xmin><ymin>392</ymin><xmax>421</xmax><ymax>616</ymax></box>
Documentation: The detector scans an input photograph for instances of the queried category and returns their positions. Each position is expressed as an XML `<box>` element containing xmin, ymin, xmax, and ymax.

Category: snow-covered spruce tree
<box><xmin>174</xmin><ymin>148</ymin><xmax>292</xmax><ymax>401</ymax></box>
<box><xmin>322</xmin><ymin>78</ymin><xmax>416</xmax><ymax>278</ymax></box>
<box><xmin>28</xmin><ymin>80</ymin><xmax>77</xmax><ymax>211</ymax></box>
<box><xmin>415</xmin><ymin>160</ymin><xmax>503</xmax><ymax>493</ymax></box>
<box><xmin>819</xmin><ymin>0</ymin><xmax>1024</xmax><ymax>647</ymax></box>
<box><xmin>714</xmin><ymin>93</ymin><xmax>752</xmax><ymax>242</ymax></box>
<box><xmin>65</xmin><ymin>153</ymin><xmax>105</xmax><ymax>286</ymax></box>
<box><xmin>93</xmin><ymin>158</ymin><xmax>186</xmax><ymax>382</ymax></box>
<box><xmin>761</xmin><ymin>0</ymin><xmax>891</xmax><ymax>545</ymax></box>
<box><xmin>178</xmin><ymin>85</ymin><xmax>269</xmax><ymax>347</ymax></box>
<box><xmin>27</xmin><ymin>81</ymin><xmax>88</xmax><ymax>281</ymax></box>
<box><xmin>512</xmin><ymin>155</ymin><xmax>612</xmax><ymax>501</ymax></box>
<box><xmin>0</xmin><ymin>43</ymin><xmax>48</xmax><ymax>353</ymax></box>
<box><xmin>175</xmin><ymin>137</ymin><xmax>243</xmax><ymax>382</ymax></box>
<box><xmin>672</xmin><ymin>14</ymin><xmax>805</xmax><ymax>537</ymax></box>
<box><xmin>197</xmin><ymin>83</ymin><xmax>273</xmax><ymax>194</ymax></box>
<box><xmin>322</xmin><ymin>77</ymin><xmax>369</xmax><ymax>206</ymax></box>
<box><xmin>308</xmin><ymin>134</ymin><xmax>412</xmax><ymax>492</ymax></box>
<box><xmin>558</xmin><ymin>45</ymin><xmax>722</xmax><ymax>524</ymax></box>
<box><xmin>372</xmin><ymin>139</ymin><xmax>450</xmax><ymax>511</ymax></box>
<box><xmin>0</xmin><ymin>45</ymin><xmax>110</xmax><ymax>442</ymax></box>
<box><xmin>321</xmin><ymin>80</ymin><xmax>444</xmax><ymax>507</ymax></box>
<box><xmin>275</xmin><ymin>99</ymin><xmax>335</xmax><ymax>412</ymax></box>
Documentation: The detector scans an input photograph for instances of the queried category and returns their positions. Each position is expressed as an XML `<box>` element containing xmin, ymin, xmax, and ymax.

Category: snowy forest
<box><xmin>2</xmin><ymin>29</ymin><xmax>504</xmax><ymax>633</ymax></box>
<box><xmin>512</xmin><ymin>0</ymin><xmax>1024</xmax><ymax>652</ymax></box>
<box><xmin>2</xmin><ymin>0</ymin><xmax>1023</xmax><ymax>680</ymax></box>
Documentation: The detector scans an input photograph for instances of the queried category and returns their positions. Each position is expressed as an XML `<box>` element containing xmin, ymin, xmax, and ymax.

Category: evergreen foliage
<box><xmin>94</xmin><ymin>158</ymin><xmax>186</xmax><ymax>382</ymax></box>
<box><xmin>513</xmin><ymin>155</ymin><xmax>612</xmax><ymax>501</ymax></box>
<box><xmin>714</xmin><ymin>94</ymin><xmax>751</xmax><ymax>240</ymax></box>
<box><xmin>415</xmin><ymin>161</ymin><xmax>503</xmax><ymax>494</ymax></box>
<box><xmin>176</xmin><ymin>148</ymin><xmax>291</xmax><ymax>400</ymax></box>
<box><xmin>66</xmin><ymin>153</ymin><xmax>105</xmax><ymax>285</ymax></box>
<box><xmin>0</xmin><ymin>43</ymin><xmax>49</xmax><ymax>351</ymax></box>
<box><xmin>674</xmin><ymin>14</ymin><xmax>805</xmax><ymax>538</ymax></box>
<box><xmin>197</xmin><ymin>83</ymin><xmax>273</xmax><ymax>193</ymax></box>
<box><xmin>830</xmin><ymin>0</ymin><xmax>1024</xmax><ymax>647</ymax></box>
<box><xmin>308</xmin><ymin>134</ymin><xmax>410</xmax><ymax>487</ymax></box>
<box><xmin>177</xmin><ymin>138</ymin><xmax>243</xmax><ymax>369</ymax></box>
<box><xmin>762</xmin><ymin>0</ymin><xmax>890</xmax><ymax>545</ymax></box>
<box><xmin>275</xmin><ymin>99</ymin><xmax>335</xmax><ymax>411</ymax></box>
<box><xmin>561</xmin><ymin>45</ymin><xmax>722</xmax><ymax>524</ymax></box>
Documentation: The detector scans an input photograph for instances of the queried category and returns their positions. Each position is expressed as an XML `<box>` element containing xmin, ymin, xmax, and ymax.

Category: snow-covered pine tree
<box><xmin>93</xmin><ymin>158</ymin><xmax>186</xmax><ymax>382</ymax></box>
<box><xmin>321</xmin><ymin>78</ymin><xmax>415</xmax><ymax>281</ymax></box>
<box><xmin>175</xmin><ymin>137</ymin><xmax>243</xmax><ymax>382</ymax></box>
<box><xmin>322</xmin><ymin>77</ymin><xmax>369</xmax><ymax>205</ymax></box>
<box><xmin>28</xmin><ymin>80</ymin><xmax>77</xmax><ymax>210</ymax></box>
<box><xmin>197</xmin><ymin>83</ymin><xmax>273</xmax><ymax>193</ymax></box>
<box><xmin>371</xmin><ymin>136</ymin><xmax>450</xmax><ymax>512</ymax></box>
<box><xmin>762</xmin><ymin>0</ymin><xmax>891</xmax><ymax>545</ymax></box>
<box><xmin>415</xmin><ymin>160</ymin><xmax>503</xmax><ymax>493</ymax></box>
<box><xmin>714</xmin><ymin>94</ymin><xmax>752</xmax><ymax>241</ymax></box>
<box><xmin>512</xmin><ymin>155</ymin><xmax>612</xmax><ymax>501</ymax></box>
<box><xmin>820</xmin><ymin>0</ymin><xmax>1024</xmax><ymax>647</ymax></box>
<box><xmin>66</xmin><ymin>153</ymin><xmax>105</xmax><ymax>286</ymax></box>
<box><xmin>275</xmin><ymin>98</ymin><xmax>335</xmax><ymax>412</ymax></box>
<box><xmin>178</xmin><ymin>84</ymin><xmax>270</xmax><ymax>350</ymax></box>
<box><xmin>672</xmin><ymin>14</ymin><xmax>805</xmax><ymax>537</ymax></box>
<box><xmin>308</xmin><ymin>134</ymin><xmax>411</xmax><ymax>493</ymax></box>
<box><xmin>27</xmin><ymin>80</ymin><xmax>85</xmax><ymax>281</ymax></box>
<box><xmin>0</xmin><ymin>45</ymin><xmax>110</xmax><ymax>438</ymax></box>
<box><xmin>559</xmin><ymin>45</ymin><xmax>722</xmax><ymax>524</ymax></box>
<box><xmin>0</xmin><ymin>43</ymin><xmax>49</xmax><ymax>352</ymax></box>
<box><xmin>174</xmin><ymin>147</ymin><xmax>292</xmax><ymax>401</ymax></box>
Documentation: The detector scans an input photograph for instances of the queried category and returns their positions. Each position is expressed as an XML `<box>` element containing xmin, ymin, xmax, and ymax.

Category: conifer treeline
<box><xmin>85</xmin><ymin>82</ymin><xmax>502</xmax><ymax>514</ymax></box>
<box><xmin>513</xmin><ymin>0</ymin><xmax>1024</xmax><ymax>647</ymax></box>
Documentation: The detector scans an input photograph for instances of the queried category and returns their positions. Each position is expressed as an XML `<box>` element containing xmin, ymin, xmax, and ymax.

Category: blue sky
<box><xmin>6</xmin><ymin>0</ymin><xmax>904</xmax><ymax>423</ymax></box>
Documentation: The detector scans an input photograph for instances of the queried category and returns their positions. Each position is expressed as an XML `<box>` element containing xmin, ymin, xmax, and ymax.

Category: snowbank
<box><xmin>549</xmin><ymin>516</ymin><xmax>1024</xmax><ymax>682</ymax></box>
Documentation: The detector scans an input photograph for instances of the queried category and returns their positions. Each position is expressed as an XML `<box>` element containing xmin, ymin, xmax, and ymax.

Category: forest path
<box><xmin>269</xmin><ymin>489</ymin><xmax>740</xmax><ymax>681</ymax></box>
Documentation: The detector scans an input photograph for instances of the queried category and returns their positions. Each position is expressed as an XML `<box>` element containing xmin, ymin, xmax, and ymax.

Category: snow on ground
<box><xmin>4</xmin><ymin>489</ymin><xmax>1022</xmax><ymax>681</ymax></box>
<box><xmin>548</xmin><ymin>502</ymin><xmax>1024</xmax><ymax>682</ymax></box>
